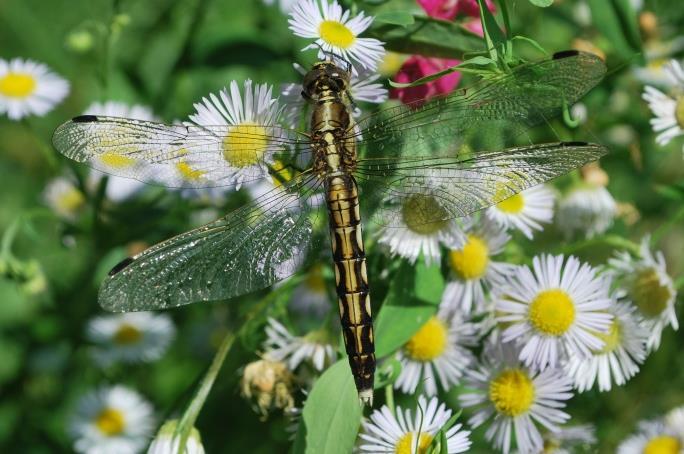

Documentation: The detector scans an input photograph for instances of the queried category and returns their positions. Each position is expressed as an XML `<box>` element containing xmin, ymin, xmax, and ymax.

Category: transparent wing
<box><xmin>352</xmin><ymin>51</ymin><xmax>606</xmax><ymax>154</ymax></box>
<box><xmin>354</xmin><ymin>142</ymin><xmax>608</xmax><ymax>226</ymax></box>
<box><xmin>53</xmin><ymin>115</ymin><xmax>312</xmax><ymax>189</ymax></box>
<box><xmin>99</xmin><ymin>172</ymin><xmax>325</xmax><ymax>312</ymax></box>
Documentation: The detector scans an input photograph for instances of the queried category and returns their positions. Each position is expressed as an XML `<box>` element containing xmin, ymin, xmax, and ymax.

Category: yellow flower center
<box><xmin>319</xmin><ymin>20</ymin><xmax>355</xmax><ymax>49</ymax></box>
<box><xmin>99</xmin><ymin>152</ymin><xmax>137</xmax><ymax>169</ymax></box>
<box><xmin>0</xmin><ymin>72</ymin><xmax>37</xmax><ymax>98</ymax></box>
<box><xmin>489</xmin><ymin>368</ymin><xmax>535</xmax><ymax>416</ymax></box>
<box><xmin>496</xmin><ymin>193</ymin><xmax>525</xmax><ymax>214</ymax></box>
<box><xmin>395</xmin><ymin>432</ymin><xmax>433</xmax><ymax>454</ymax></box>
<box><xmin>95</xmin><ymin>408</ymin><xmax>125</xmax><ymax>436</ymax></box>
<box><xmin>176</xmin><ymin>160</ymin><xmax>205</xmax><ymax>181</ymax></box>
<box><xmin>675</xmin><ymin>96</ymin><xmax>684</xmax><ymax>129</ymax></box>
<box><xmin>643</xmin><ymin>435</ymin><xmax>681</xmax><ymax>454</ymax></box>
<box><xmin>528</xmin><ymin>289</ymin><xmax>575</xmax><ymax>336</ymax></box>
<box><xmin>222</xmin><ymin>123</ymin><xmax>268</xmax><ymax>167</ymax></box>
<box><xmin>401</xmin><ymin>194</ymin><xmax>449</xmax><ymax>235</ymax></box>
<box><xmin>113</xmin><ymin>323</ymin><xmax>142</xmax><ymax>345</ymax></box>
<box><xmin>449</xmin><ymin>234</ymin><xmax>490</xmax><ymax>280</ymax></box>
<box><xmin>56</xmin><ymin>188</ymin><xmax>85</xmax><ymax>214</ymax></box>
<box><xmin>592</xmin><ymin>318</ymin><xmax>621</xmax><ymax>354</ymax></box>
<box><xmin>404</xmin><ymin>317</ymin><xmax>447</xmax><ymax>361</ymax></box>
<box><xmin>631</xmin><ymin>267</ymin><xmax>672</xmax><ymax>318</ymax></box>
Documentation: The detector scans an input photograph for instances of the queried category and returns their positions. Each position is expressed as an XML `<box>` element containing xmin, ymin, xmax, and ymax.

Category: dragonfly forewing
<box><xmin>52</xmin><ymin>115</ymin><xmax>312</xmax><ymax>189</ymax></box>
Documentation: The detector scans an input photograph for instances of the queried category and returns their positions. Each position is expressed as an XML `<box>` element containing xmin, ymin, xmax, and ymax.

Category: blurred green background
<box><xmin>0</xmin><ymin>0</ymin><xmax>683</xmax><ymax>452</ymax></box>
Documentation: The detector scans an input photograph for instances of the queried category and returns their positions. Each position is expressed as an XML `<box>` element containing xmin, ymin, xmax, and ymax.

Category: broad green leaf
<box><xmin>302</xmin><ymin>360</ymin><xmax>362</xmax><ymax>454</ymax></box>
<box><xmin>529</xmin><ymin>0</ymin><xmax>553</xmax><ymax>6</ymax></box>
<box><xmin>369</xmin><ymin>16</ymin><xmax>483</xmax><ymax>59</ymax></box>
<box><xmin>374</xmin><ymin>262</ymin><xmax>439</xmax><ymax>357</ymax></box>
<box><xmin>374</xmin><ymin>305</ymin><xmax>436</xmax><ymax>357</ymax></box>
<box><xmin>414</xmin><ymin>261</ymin><xmax>444</xmax><ymax>305</ymax></box>
<box><xmin>587</xmin><ymin>0</ymin><xmax>643</xmax><ymax>63</ymax></box>
<box><xmin>374</xmin><ymin>11</ymin><xmax>415</xmax><ymax>27</ymax></box>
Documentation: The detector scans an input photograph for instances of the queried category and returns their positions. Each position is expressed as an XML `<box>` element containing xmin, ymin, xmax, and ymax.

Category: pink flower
<box><xmin>417</xmin><ymin>0</ymin><xmax>495</xmax><ymax>21</ymax></box>
<box><xmin>390</xmin><ymin>56</ymin><xmax>461</xmax><ymax>107</ymax></box>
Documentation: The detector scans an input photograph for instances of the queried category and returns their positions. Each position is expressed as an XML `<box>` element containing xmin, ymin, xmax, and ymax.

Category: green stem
<box><xmin>384</xmin><ymin>384</ymin><xmax>395</xmax><ymax>417</ymax></box>
<box><xmin>1</xmin><ymin>218</ymin><xmax>22</xmax><ymax>260</ymax></box>
<box><xmin>176</xmin><ymin>330</ymin><xmax>235</xmax><ymax>453</ymax></box>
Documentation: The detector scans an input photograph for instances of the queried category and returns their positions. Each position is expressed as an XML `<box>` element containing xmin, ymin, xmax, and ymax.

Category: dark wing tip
<box><xmin>72</xmin><ymin>114</ymin><xmax>99</xmax><ymax>123</ymax></box>
<box><xmin>552</xmin><ymin>50</ymin><xmax>580</xmax><ymax>60</ymax></box>
<box><xmin>108</xmin><ymin>257</ymin><xmax>135</xmax><ymax>276</ymax></box>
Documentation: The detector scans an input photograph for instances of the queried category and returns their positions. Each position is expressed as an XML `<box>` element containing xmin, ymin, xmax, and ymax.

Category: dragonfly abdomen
<box><xmin>325</xmin><ymin>173</ymin><xmax>375</xmax><ymax>405</ymax></box>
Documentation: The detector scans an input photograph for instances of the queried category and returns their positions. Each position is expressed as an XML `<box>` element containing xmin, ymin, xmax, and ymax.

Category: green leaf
<box><xmin>654</xmin><ymin>183</ymin><xmax>684</xmax><ymax>201</ymax></box>
<box><xmin>374</xmin><ymin>262</ymin><xmax>438</xmax><ymax>357</ymax></box>
<box><xmin>388</xmin><ymin>56</ymin><xmax>501</xmax><ymax>88</ymax></box>
<box><xmin>388</xmin><ymin>62</ymin><xmax>464</xmax><ymax>88</ymax></box>
<box><xmin>414</xmin><ymin>261</ymin><xmax>444</xmax><ymax>305</ymax></box>
<box><xmin>477</xmin><ymin>0</ymin><xmax>506</xmax><ymax>60</ymax></box>
<box><xmin>302</xmin><ymin>361</ymin><xmax>362</xmax><ymax>454</ymax></box>
<box><xmin>529</xmin><ymin>0</ymin><xmax>553</xmax><ymax>6</ymax></box>
<box><xmin>587</xmin><ymin>0</ymin><xmax>643</xmax><ymax>63</ymax></box>
<box><xmin>373</xmin><ymin>11</ymin><xmax>415</xmax><ymax>27</ymax></box>
<box><xmin>369</xmin><ymin>16</ymin><xmax>483</xmax><ymax>59</ymax></box>
<box><xmin>374</xmin><ymin>305</ymin><xmax>436</xmax><ymax>357</ymax></box>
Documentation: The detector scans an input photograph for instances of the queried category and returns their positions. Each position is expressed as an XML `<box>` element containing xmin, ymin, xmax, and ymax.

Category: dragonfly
<box><xmin>52</xmin><ymin>50</ymin><xmax>607</xmax><ymax>406</ymax></box>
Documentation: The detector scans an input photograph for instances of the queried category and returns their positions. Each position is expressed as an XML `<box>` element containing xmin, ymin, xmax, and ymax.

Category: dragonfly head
<box><xmin>302</xmin><ymin>60</ymin><xmax>351</xmax><ymax>101</ymax></box>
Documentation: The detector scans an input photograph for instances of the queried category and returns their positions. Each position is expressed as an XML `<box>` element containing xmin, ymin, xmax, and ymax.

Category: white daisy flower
<box><xmin>642</xmin><ymin>59</ymin><xmax>684</xmax><ymax>146</ymax></box>
<box><xmin>485</xmin><ymin>184</ymin><xmax>555</xmax><ymax>239</ymax></box>
<box><xmin>564</xmin><ymin>301</ymin><xmax>648</xmax><ymax>392</ymax></box>
<box><xmin>459</xmin><ymin>342</ymin><xmax>573</xmax><ymax>454</ymax></box>
<box><xmin>185</xmin><ymin>80</ymin><xmax>285</xmax><ymax>190</ymax></box>
<box><xmin>608</xmin><ymin>236</ymin><xmax>679</xmax><ymax>351</ymax></box>
<box><xmin>556</xmin><ymin>185</ymin><xmax>617</xmax><ymax>239</ymax></box>
<box><xmin>84</xmin><ymin>101</ymin><xmax>157</xmax><ymax>202</ymax></box>
<box><xmin>666</xmin><ymin>406</ymin><xmax>684</xmax><ymax>433</ymax></box>
<box><xmin>395</xmin><ymin>305</ymin><xmax>478</xmax><ymax>396</ymax></box>
<box><xmin>495</xmin><ymin>254</ymin><xmax>613</xmax><ymax>370</ymax></box>
<box><xmin>148</xmin><ymin>420</ymin><xmax>205</xmax><ymax>454</ymax></box>
<box><xmin>86</xmin><ymin>312</ymin><xmax>176</xmax><ymax>367</ymax></box>
<box><xmin>263</xmin><ymin>317</ymin><xmax>336</xmax><ymax>371</ymax></box>
<box><xmin>359</xmin><ymin>395</ymin><xmax>471</xmax><ymax>453</ymax></box>
<box><xmin>0</xmin><ymin>57</ymin><xmax>69</xmax><ymax>120</ymax></box>
<box><xmin>281</xmin><ymin>65</ymin><xmax>387</xmax><ymax>127</ymax></box>
<box><xmin>617</xmin><ymin>419</ymin><xmax>684</xmax><ymax>454</ymax></box>
<box><xmin>43</xmin><ymin>176</ymin><xmax>86</xmax><ymax>221</ymax></box>
<box><xmin>441</xmin><ymin>219</ymin><xmax>515</xmax><ymax>314</ymax></box>
<box><xmin>289</xmin><ymin>0</ymin><xmax>385</xmax><ymax>72</ymax></box>
<box><xmin>70</xmin><ymin>385</ymin><xmax>155</xmax><ymax>454</ymax></box>
<box><xmin>376</xmin><ymin>179</ymin><xmax>466</xmax><ymax>265</ymax></box>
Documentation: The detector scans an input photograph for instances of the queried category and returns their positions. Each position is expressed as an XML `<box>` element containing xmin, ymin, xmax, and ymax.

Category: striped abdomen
<box><xmin>325</xmin><ymin>173</ymin><xmax>375</xmax><ymax>404</ymax></box>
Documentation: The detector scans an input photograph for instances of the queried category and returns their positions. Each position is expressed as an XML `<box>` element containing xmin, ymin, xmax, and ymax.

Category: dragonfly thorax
<box><xmin>302</xmin><ymin>61</ymin><xmax>350</xmax><ymax>102</ymax></box>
